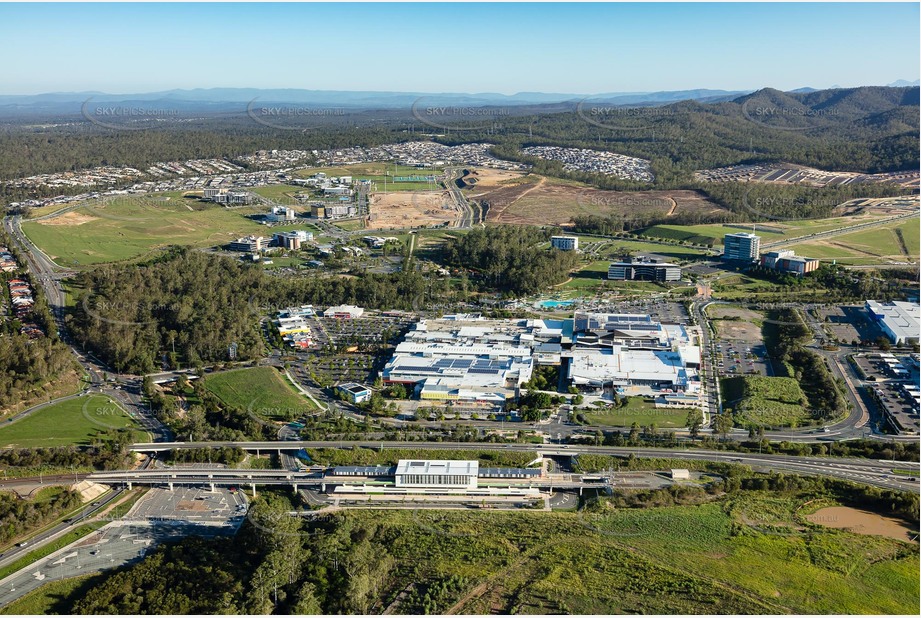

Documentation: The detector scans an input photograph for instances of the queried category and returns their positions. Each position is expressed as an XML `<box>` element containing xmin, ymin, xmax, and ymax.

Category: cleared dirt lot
<box><xmin>477</xmin><ymin>176</ymin><xmax>726</xmax><ymax>227</ymax></box>
<box><xmin>807</xmin><ymin>506</ymin><xmax>917</xmax><ymax>543</ymax></box>
<box><xmin>708</xmin><ymin>306</ymin><xmax>764</xmax><ymax>343</ymax></box>
<box><xmin>36</xmin><ymin>211</ymin><xmax>99</xmax><ymax>226</ymax></box>
<box><xmin>462</xmin><ymin>168</ymin><xmax>530</xmax><ymax>192</ymax></box>
<box><xmin>368</xmin><ymin>191</ymin><xmax>456</xmax><ymax>229</ymax></box>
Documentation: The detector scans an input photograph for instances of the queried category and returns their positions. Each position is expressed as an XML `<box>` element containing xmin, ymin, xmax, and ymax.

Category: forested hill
<box><xmin>486</xmin><ymin>85</ymin><xmax>920</xmax><ymax>175</ymax></box>
<box><xmin>0</xmin><ymin>86</ymin><xmax>916</xmax><ymax>186</ymax></box>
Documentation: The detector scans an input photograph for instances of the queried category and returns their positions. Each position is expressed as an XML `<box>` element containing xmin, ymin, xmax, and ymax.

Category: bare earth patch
<box><xmin>463</xmin><ymin>168</ymin><xmax>530</xmax><ymax>195</ymax></box>
<box><xmin>708</xmin><ymin>306</ymin><xmax>762</xmax><ymax>321</ymax></box>
<box><xmin>479</xmin><ymin>179</ymin><xmax>725</xmax><ymax>227</ymax></box>
<box><xmin>807</xmin><ymin>506</ymin><xmax>917</xmax><ymax>543</ymax></box>
<box><xmin>369</xmin><ymin>191</ymin><xmax>457</xmax><ymax>229</ymax></box>
<box><xmin>38</xmin><ymin>211</ymin><xmax>99</xmax><ymax>226</ymax></box>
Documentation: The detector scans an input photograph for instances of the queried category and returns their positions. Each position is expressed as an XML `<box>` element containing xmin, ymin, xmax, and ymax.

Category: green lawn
<box><xmin>580</xmin><ymin>397</ymin><xmax>688</xmax><ymax>428</ymax></box>
<box><xmin>332</xmin><ymin>219</ymin><xmax>367</xmax><ymax>231</ymax></box>
<box><xmin>722</xmin><ymin>376</ymin><xmax>813</xmax><ymax>428</ymax></box>
<box><xmin>0</xmin><ymin>395</ymin><xmax>147</xmax><ymax>448</ymax></box>
<box><xmin>293</xmin><ymin>163</ymin><xmax>444</xmax><ymax>179</ymax></box>
<box><xmin>643</xmin><ymin>216</ymin><xmax>893</xmax><ymax>246</ymax></box>
<box><xmin>787</xmin><ymin>219</ymin><xmax>921</xmax><ymax>262</ymax></box>
<box><xmin>597</xmin><ymin>238</ymin><xmax>709</xmax><ymax>261</ymax></box>
<box><xmin>290</xmin><ymin>163</ymin><xmax>445</xmax><ymax>192</ymax></box>
<box><xmin>201</xmin><ymin>366</ymin><xmax>315</xmax><ymax>421</ymax></box>
<box><xmin>21</xmin><ymin>193</ymin><xmax>268</xmax><ymax>266</ymax></box>
<box><xmin>249</xmin><ymin>184</ymin><xmax>307</xmax><ymax>205</ymax></box>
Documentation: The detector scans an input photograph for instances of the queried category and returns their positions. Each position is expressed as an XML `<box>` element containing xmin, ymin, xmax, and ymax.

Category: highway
<box><xmin>0</xmin><ymin>486</ymin><xmax>241</xmax><ymax>609</ymax></box>
<box><xmin>0</xmin><ymin>488</ymin><xmax>124</xmax><ymax>570</ymax></box>
<box><xmin>4</xmin><ymin>208</ymin><xmax>912</xmax><ymax>452</ymax></box>
<box><xmin>760</xmin><ymin>211</ymin><xmax>920</xmax><ymax>251</ymax></box>
<box><xmin>125</xmin><ymin>441</ymin><xmax>921</xmax><ymax>493</ymax></box>
<box><xmin>3</xmin><ymin>214</ymin><xmax>172</xmax><ymax>442</ymax></box>
<box><xmin>443</xmin><ymin>167</ymin><xmax>475</xmax><ymax>228</ymax></box>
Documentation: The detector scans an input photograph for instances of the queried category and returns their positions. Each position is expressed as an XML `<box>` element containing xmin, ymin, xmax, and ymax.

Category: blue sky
<box><xmin>1</xmin><ymin>2</ymin><xmax>918</xmax><ymax>95</ymax></box>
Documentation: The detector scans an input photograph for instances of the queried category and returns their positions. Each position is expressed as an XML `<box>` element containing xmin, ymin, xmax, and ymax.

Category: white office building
<box><xmin>723</xmin><ymin>232</ymin><xmax>761</xmax><ymax>262</ymax></box>
<box><xmin>550</xmin><ymin>236</ymin><xmax>579</xmax><ymax>251</ymax></box>
<box><xmin>266</xmin><ymin>206</ymin><xmax>296</xmax><ymax>222</ymax></box>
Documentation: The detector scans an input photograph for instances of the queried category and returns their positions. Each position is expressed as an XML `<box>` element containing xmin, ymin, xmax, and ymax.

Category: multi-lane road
<box><xmin>443</xmin><ymin>167</ymin><xmax>476</xmax><ymax>228</ymax></box>
<box><xmin>3</xmin><ymin>215</ymin><xmax>172</xmax><ymax>441</ymax></box>
<box><xmin>124</xmin><ymin>440</ymin><xmax>920</xmax><ymax>493</ymax></box>
<box><xmin>761</xmin><ymin>210</ymin><xmax>920</xmax><ymax>251</ymax></box>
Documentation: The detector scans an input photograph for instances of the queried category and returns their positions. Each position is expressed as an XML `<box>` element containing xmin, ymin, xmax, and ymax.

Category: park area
<box><xmin>20</xmin><ymin>193</ymin><xmax>266</xmax><ymax>266</ymax></box>
<box><xmin>292</xmin><ymin>163</ymin><xmax>444</xmax><ymax>192</ymax></box>
<box><xmin>579</xmin><ymin>397</ymin><xmax>688</xmax><ymax>429</ymax></box>
<box><xmin>0</xmin><ymin>395</ymin><xmax>146</xmax><ymax>448</ymax></box>
<box><xmin>201</xmin><ymin>366</ymin><xmax>315</xmax><ymax>421</ymax></box>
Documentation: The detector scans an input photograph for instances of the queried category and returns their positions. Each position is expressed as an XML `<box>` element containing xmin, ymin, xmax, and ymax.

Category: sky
<box><xmin>0</xmin><ymin>2</ymin><xmax>918</xmax><ymax>95</ymax></box>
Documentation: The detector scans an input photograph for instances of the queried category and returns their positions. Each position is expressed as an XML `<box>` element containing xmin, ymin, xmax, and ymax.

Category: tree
<box><xmin>628</xmin><ymin>422</ymin><xmax>640</xmax><ymax>444</ymax></box>
<box><xmin>713</xmin><ymin>413</ymin><xmax>734</xmax><ymax>441</ymax></box>
<box><xmin>686</xmin><ymin>409</ymin><xmax>703</xmax><ymax>439</ymax></box>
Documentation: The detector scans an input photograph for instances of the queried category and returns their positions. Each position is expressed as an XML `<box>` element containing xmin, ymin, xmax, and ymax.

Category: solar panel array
<box><xmin>330</xmin><ymin>466</ymin><xmax>394</xmax><ymax>476</ymax></box>
<box><xmin>479</xmin><ymin>467</ymin><xmax>542</xmax><ymax>478</ymax></box>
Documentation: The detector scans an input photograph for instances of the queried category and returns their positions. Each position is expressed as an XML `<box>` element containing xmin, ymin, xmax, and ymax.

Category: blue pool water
<box><xmin>538</xmin><ymin>300</ymin><xmax>574</xmax><ymax>309</ymax></box>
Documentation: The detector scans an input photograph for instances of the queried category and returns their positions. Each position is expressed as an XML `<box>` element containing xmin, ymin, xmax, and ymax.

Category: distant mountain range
<box><xmin>0</xmin><ymin>83</ymin><xmax>917</xmax><ymax>122</ymax></box>
<box><xmin>0</xmin><ymin>82</ymin><xmax>913</xmax><ymax>116</ymax></box>
<box><xmin>0</xmin><ymin>87</ymin><xmax>752</xmax><ymax>114</ymax></box>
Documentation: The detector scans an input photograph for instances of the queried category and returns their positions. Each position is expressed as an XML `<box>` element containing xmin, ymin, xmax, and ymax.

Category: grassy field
<box><xmin>250</xmin><ymin>184</ymin><xmax>307</xmax><ymax>205</ymax></box>
<box><xmin>643</xmin><ymin>215</ymin><xmax>894</xmax><ymax>247</ymax></box>
<box><xmin>20</xmin><ymin>193</ymin><xmax>268</xmax><ymax>266</ymax></box>
<box><xmin>314</xmin><ymin>498</ymin><xmax>916</xmax><ymax>614</ymax></box>
<box><xmin>201</xmin><ymin>366</ymin><xmax>315</xmax><ymax>421</ymax></box>
<box><xmin>580</xmin><ymin>397</ymin><xmax>687</xmax><ymax>428</ymax></box>
<box><xmin>787</xmin><ymin>218</ymin><xmax>921</xmax><ymax>263</ymax></box>
<box><xmin>293</xmin><ymin>163</ymin><xmax>443</xmax><ymax>179</ymax></box>
<box><xmin>595</xmin><ymin>237</ymin><xmax>711</xmax><ymax>261</ymax></box>
<box><xmin>331</xmin><ymin>219</ymin><xmax>367</xmax><ymax>231</ymax></box>
<box><xmin>13</xmin><ymin>492</ymin><xmax>917</xmax><ymax>614</ymax></box>
<box><xmin>291</xmin><ymin>163</ymin><xmax>444</xmax><ymax>192</ymax></box>
<box><xmin>0</xmin><ymin>395</ymin><xmax>147</xmax><ymax>448</ymax></box>
<box><xmin>722</xmin><ymin>375</ymin><xmax>812</xmax><ymax>427</ymax></box>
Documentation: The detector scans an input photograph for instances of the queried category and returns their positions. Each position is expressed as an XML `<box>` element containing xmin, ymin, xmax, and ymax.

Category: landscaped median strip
<box><xmin>0</xmin><ymin>489</ymin><xmax>146</xmax><ymax>584</ymax></box>
<box><xmin>0</xmin><ymin>523</ymin><xmax>105</xmax><ymax>582</ymax></box>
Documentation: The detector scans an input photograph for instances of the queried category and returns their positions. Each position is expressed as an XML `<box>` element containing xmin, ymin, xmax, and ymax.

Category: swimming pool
<box><xmin>538</xmin><ymin>300</ymin><xmax>574</xmax><ymax>309</ymax></box>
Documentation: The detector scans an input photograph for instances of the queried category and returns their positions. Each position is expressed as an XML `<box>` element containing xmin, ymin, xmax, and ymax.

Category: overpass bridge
<box><xmin>88</xmin><ymin>467</ymin><xmax>592</xmax><ymax>496</ymax></box>
<box><xmin>125</xmin><ymin>441</ymin><xmax>920</xmax><ymax>493</ymax></box>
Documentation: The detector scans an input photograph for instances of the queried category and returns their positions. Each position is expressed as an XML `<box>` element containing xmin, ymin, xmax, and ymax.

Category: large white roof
<box><xmin>867</xmin><ymin>300</ymin><xmax>920</xmax><ymax>343</ymax></box>
<box><xmin>395</xmin><ymin>459</ymin><xmax>479</xmax><ymax>476</ymax></box>
<box><xmin>569</xmin><ymin>348</ymin><xmax>689</xmax><ymax>385</ymax></box>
